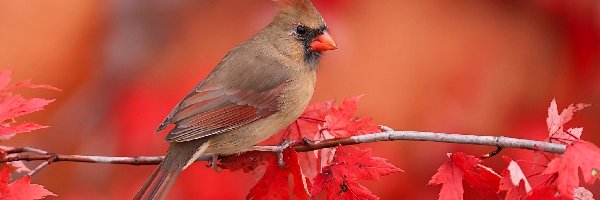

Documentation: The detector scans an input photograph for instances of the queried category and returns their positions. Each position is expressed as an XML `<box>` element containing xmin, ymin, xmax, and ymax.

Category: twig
<box><xmin>0</xmin><ymin>130</ymin><xmax>566</xmax><ymax>166</ymax></box>
<box><xmin>480</xmin><ymin>146</ymin><xmax>503</xmax><ymax>159</ymax></box>
<box><xmin>6</xmin><ymin>147</ymin><xmax>48</xmax><ymax>155</ymax></box>
<box><xmin>28</xmin><ymin>157</ymin><xmax>55</xmax><ymax>176</ymax></box>
<box><xmin>2</xmin><ymin>154</ymin><xmax>166</xmax><ymax>165</ymax></box>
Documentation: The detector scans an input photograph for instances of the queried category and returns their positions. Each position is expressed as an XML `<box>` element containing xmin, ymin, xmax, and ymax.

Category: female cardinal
<box><xmin>134</xmin><ymin>0</ymin><xmax>336</xmax><ymax>199</ymax></box>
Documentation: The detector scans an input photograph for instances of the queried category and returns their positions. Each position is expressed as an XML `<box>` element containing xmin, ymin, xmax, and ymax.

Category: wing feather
<box><xmin>161</xmin><ymin>83</ymin><xmax>286</xmax><ymax>143</ymax></box>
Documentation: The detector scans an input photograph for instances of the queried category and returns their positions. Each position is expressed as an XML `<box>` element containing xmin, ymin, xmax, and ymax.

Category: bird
<box><xmin>134</xmin><ymin>0</ymin><xmax>337</xmax><ymax>199</ymax></box>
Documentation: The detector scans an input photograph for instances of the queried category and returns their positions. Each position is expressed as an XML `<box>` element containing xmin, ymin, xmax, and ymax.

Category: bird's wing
<box><xmin>157</xmin><ymin>53</ymin><xmax>291</xmax><ymax>143</ymax></box>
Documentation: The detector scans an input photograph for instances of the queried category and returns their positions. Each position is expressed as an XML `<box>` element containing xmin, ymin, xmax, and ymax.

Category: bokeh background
<box><xmin>1</xmin><ymin>0</ymin><xmax>599</xmax><ymax>199</ymax></box>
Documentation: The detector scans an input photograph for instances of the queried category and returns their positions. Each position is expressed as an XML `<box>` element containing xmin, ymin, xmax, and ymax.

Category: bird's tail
<box><xmin>133</xmin><ymin>160</ymin><xmax>180</xmax><ymax>200</ymax></box>
<box><xmin>134</xmin><ymin>141</ymin><xmax>210</xmax><ymax>200</ymax></box>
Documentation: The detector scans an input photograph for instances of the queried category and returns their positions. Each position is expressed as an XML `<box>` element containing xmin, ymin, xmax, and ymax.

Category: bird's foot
<box><xmin>205</xmin><ymin>154</ymin><xmax>221</xmax><ymax>172</ymax></box>
<box><xmin>273</xmin><ymin>140</ymin><xmax>294</xmax><ymax>167</ymax></box>
<box><xmin>251</xmin><ymin>140</ymin><xmax>295</xmax><ymax>167</ymax></box>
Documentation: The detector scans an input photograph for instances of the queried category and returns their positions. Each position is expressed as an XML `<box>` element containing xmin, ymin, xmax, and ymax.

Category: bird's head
<box><xmin>267</xmin><ymin>0</ymin><xmax>337</xmax><ymax>67</ymax></box>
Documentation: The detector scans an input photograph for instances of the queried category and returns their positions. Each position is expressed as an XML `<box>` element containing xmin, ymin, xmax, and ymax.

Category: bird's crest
<box><xmin>273</xmin><ymin>0</ymin><xmax>314</xmax><ymax>11</ymax></box>
<box><xmin>272</xmin><ymin>0</ymin><xmax>323</xmax><ymax>24</ymax></box>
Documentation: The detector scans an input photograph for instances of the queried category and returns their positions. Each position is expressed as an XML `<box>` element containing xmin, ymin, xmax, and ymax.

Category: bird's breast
<box><xmin>278</xmin><ymin>70</ymin><xmax>317</xmax><ymax>118</ymax></box>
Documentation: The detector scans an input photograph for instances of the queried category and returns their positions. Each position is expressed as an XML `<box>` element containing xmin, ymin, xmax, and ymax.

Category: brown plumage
<box><xmin>134</xmin><ymin>0</ymin><xmax>336</xmax><ymax>199</ymax></box>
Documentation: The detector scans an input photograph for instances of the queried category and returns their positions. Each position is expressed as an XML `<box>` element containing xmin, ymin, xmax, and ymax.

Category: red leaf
<box><xmin>289</xmin><ymin>154</ymin><xmax>310</xmax><ymax>200</ymax></box>
<box><xmin>0</xmin><ymin>71</ymin><xmax>60</xmax><ymax>92</ymax></box>
<box><xmin>463</xmin><ymin>165</ymin><xmax>501</xmax><ymax>200</ymax></box>
<box><xmin>428</xmin><ymin>152</ymin><xmax>502</xmax><ymax>200</ymax></box>
<box><xmin>0</xmin><ymin>167</ymin><xmax>9</xmax><ymax>195</ymax></box>
<box><xmin>323</xmin><ymin>95</ymin><xmax>380</xmax><ymax>138</ymax></box>
<box><xmin>337</xmin><ymin>147</ymin><xmax>402</xmax><ymax>181</ymax></box>
<box><xmin>310</xmin><ymin>146</ymin><xmax>402</xmax><ymax>200</ymax></box>
<box><xmin>428</xmin><ymin>153</ymin><xmax>474</xmax><ymax>200</ymax></box>
<box><xmin>9</xmin><ymin>79</ymin><xmax>61</xmax><ymax>91</ymax></box>
<box><xmin>0</xmin><ymin>97</ymin><xmax>54</xmax><ymax>123</ymax></box>
<box><xmin>302</xmin><ymin>99</ymin><xmax>334</xmax><ymax>122</ymax></box>
<box><xmin>0</xmin><ymin>167</ymin><xmax>55</xmax><ymax>199</ymax></box>
<box><xmin>542</xmin><ymin>140</ymin><xmax>600</xmax><ymax>198</ymax></box>
<box><xmin>0</xmin><ymin>96</ymin><xmax>53</xmax><ymax>139</ymax></box>
<box><xmin>246</xmin><ymin>149</ymin><xmax>309</xmax><ymax>200</ymax></box>
<box><xmin>0</xmin><ymin>123</ymin><xmax>49</xmax><ymax>140</ymax></box>
<box><xmin>546</xmin><ymin>99</ymin><xmax>590</xmax><ymax>144</ymax></box>
<box><xmin>499</xmin><ymin>157</ymin><xmax>532</xmax><ymax>200</ymax></box>
<box><xmin>0</xmin><ymin>70</ymin><xmax>57</xmax><ymax>140</ymax></box>
<box><xmin>324</xmin><ymin>96</ymin><xmax>360</xmax><ymax>136</ymax></box>
<box><xmin>312</xmin><ymin>96</ymin><xmax>380</xmax><ymax>177</ymax></box>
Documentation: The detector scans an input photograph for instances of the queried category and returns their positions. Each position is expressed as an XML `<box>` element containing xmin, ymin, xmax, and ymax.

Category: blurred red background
<box><xmin>1</xmin><ymin>0</ymin><xmax>599</xmax><ymax>199</ymax></box>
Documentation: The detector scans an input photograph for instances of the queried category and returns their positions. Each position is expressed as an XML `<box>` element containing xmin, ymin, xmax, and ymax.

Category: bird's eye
<box><xmin>295</xmin><ymin>25</ymin><xmax>308</xmax><ymax>35</ymax></box>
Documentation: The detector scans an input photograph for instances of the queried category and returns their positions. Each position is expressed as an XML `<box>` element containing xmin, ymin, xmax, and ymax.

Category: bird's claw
<box><xmin>205</xmin><ymin>154</ymin><xmax>221</xmax><ymax>172</ymax></box>
<box><xmin>274</xmin><ymin>140</ymin><xmax>294</xmax><ymax>167</ymax></box>
<box><xmin>250</xmin><ymin>140</ymin><xmax>295</xmax><ymax>167</ymax></box>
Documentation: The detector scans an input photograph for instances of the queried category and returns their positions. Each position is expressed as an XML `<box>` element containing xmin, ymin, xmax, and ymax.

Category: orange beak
<box><xmin>310</xmin><ymin>32</ymin><xmax>337</xmax><ymax>51</ymax></box>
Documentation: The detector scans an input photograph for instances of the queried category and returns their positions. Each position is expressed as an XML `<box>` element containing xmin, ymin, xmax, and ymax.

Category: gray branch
<box><xmin>1</xmin><ymin>130</ymin><xmax>566</xmax><ymax>167</ymax></box>
<box><xmin>351</xmin><ymin>131</ymin><xmax>565</xmax><ymax>154</ymax></box>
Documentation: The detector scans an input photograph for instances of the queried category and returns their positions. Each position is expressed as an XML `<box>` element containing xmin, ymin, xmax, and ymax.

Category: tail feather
<box><xmin>134</xmin><ymin>161</ymin><xmax>182</xmax><ymax>200</ymax></box>
<box><xmin>134</xmin><ymin>161</ymin><xmax>164</xmax><ymax>199</ymax></box>
<box><xmin>134</xmin><ymin>141</ymin><xmax>210</xmax><ymax>200</ymax></box>
<box><xmin>148</xmin><ymin>167</ymin><xmax>181</xmax><ymax>200</ymax></box>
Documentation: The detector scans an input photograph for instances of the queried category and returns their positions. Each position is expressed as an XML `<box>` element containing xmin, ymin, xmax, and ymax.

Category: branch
<box><xmin>0</xmin><ymin>130</ymin><xmax>566</xmax><ymax>167</ymax></box>
<box><xmin>294</xmin><ymin>131</ymin><xmax>565</xmax><ymax>153</ymax></box>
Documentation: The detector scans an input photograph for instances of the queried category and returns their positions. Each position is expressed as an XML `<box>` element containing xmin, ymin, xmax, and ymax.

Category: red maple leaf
<box><xmin>0</xmin><ymin>71</ymin><xmax>57</xmax><ymax>139</ymax></box>
<box><xmin>245</xmin><ymin>149</ymin><xmax>309</xmax><ymax>200</ymax></box>
<box><xmin>546</xmin><ymin>99</ymin><xmax>590</xmax><ymax>144</ymax></box>
<box><xmin>311</xmin><ymin>96</ymin><xmax>380</xmax><ymax>175</ymax></box>
<box><xmin>0</xmin><ymin>167</ymin><xmax>55</xmax><ymax>199</ymax></box>
<box><xmin>499</xmin><ymin>157</ymin><xmax>531</xmax><ymax>200</ymax></box>
<box><xmin>310</xmin><ymin>146</ymin><xmax>402</xmax><ymax>200</ymax></box>
<box><xmin>321</xmin><ymin>95</ymin><xmax>380</xmax><ymax>138</ymax></box>
<box><xmin>428</xmin><ymin>152</ymin><xmax>502</xmax><ymax>200</ymax></box>
<box><xmin>542</xmin><ymin>140</ymin><xmax>600</xmax><ymax>198</ymax></box>
<box><xmin>534</xmin><ymin>99</ymin><xmax>590</xmax><ymax>171</ymax></box>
